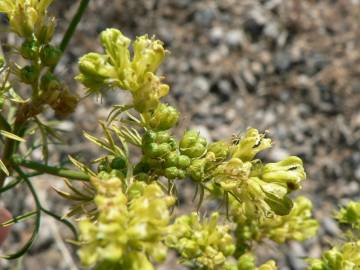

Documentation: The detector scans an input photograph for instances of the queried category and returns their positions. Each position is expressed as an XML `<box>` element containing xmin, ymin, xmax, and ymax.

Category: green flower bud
<box><xmin>187</xmin><ymin>158</ymin><xmax>207</xmax><ymax>182</ymax></box>
<box><xmin>142</xmin><ymin>131</ymin><xmax>176</xmax><ymax>158</ymax></box>
<box><xmin>164</xmin><ymin>166</ymin><xmax>185</xmax><ymax>179</ymax></box>
<box><xmin>261</xmin><ymin>156</ymin><xmax>306</xmax><ymax>191</ymax></box>
<box><xmin>232</xmin><ymin>128</ymin><xmax>272</xmax><ymax>162</ymax></box>
<box><xmin>40</xmin><ymin>44</ymin><xmax>62</xmax><ymax>67</ymax></box>
<box><xmin>20</xmin><ymin>65</ymin><xmax>39</xmax><ymax>84</ymax></box>
<box><xmin>110</xmin><ymin>156</ymin><xmax>127</xmax><ymax>170</ymax></box>
<box><xmin>180</xmin><ymin>130</ymin><xmax>207</xmax><ymax>158</ymax></box>
<box><xmin>258</xmin><ymin>260</ymin><xmax>277</xmax><ymax>270</ymax></box>
<box><xmin>336</xmin><ymin>201</ymin><xmax>360</xmax><ymax>231</ymax></box>
<box><xmin>164</xmin><ymin>152</ymin><xmax>191</xmax><ymax>169</ymax></box>
<box><xmin>237</xmin><ymin>253</ymin><xmax>256</xmax><ymax>270</ymax></box>
<box><xmin>76</xmin><ymin>52</ymin><xmax>117</xmax><ymax>92</ymax></box>
<box><xmin>178</xmin><ymin>155</ymin><xmax>191</xmax><ymax>169</ymax></box>
<box><xmin>208</xmin><ymin>140</ymin><xmax>230</xmax><ymax>161</ymax></box>
<box><xmin>20</xmin><ymin>39</ymin><xmax>38</xmax><ymax>60</ymax></box>
<box><xmin>146</xmin><ymin>103</ymin><xmax>179</xmax><ymax>131</ymax></box>
<box><xmin>307</xmin><ymin>259</ymin><xmax>326</xmax><ymax>270</ymax></box>
<box><xmin>100</xmin><ymin>28</ymin><xmax>131</xmax><ymax>71</ymax></box>
<box><xmin>143</xmin><ymin>142</ymin><xmax>172</xmax><ymax>158</ymax></box>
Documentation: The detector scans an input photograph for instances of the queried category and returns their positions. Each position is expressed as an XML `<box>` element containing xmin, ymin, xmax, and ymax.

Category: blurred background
<box><xmin>2</xmin><ymin>0</ymin><xmax>360</xmax><ymax>269</ymax></box>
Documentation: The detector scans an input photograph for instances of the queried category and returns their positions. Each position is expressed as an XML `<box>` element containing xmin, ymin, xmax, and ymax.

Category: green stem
<box><xmin>59</xmin><ymin>0</ymin><xmax>90</xmax><ymax>54</ymax></box>
<box><xmin>2</xmin><ymin>166</ymin><xmax>41</xmax><ymax>260</ymax></box>
<box><xmin>0</xmin><ymin>121</ymin><xmax>24</xmax><ymax>187</ymax></box>
<box><xmin>12</xmin><ymin>157</ymin><xmax>90</xmax><ymax>181</ymax></box>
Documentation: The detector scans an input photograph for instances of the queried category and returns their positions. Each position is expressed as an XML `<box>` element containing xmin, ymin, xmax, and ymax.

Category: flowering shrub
<box><xmin>0</xmin><ymin>1</ymin><xmax>359</xmax><ymax>269</ymax></box>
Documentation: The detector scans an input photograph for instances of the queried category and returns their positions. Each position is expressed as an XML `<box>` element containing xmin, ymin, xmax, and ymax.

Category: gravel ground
<box><xmin>1</xmin><ymin>0</ymin><xmax>360</xmax><ymax>269</ymax></box>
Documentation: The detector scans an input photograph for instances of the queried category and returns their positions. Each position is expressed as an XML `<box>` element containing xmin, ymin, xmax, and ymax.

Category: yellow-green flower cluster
<box><xmin>236</xmin><ymin>253</ymin><xmax>278</xmax><ymax>270</ymax></box>
<box><xmin>78</xmin><ymin>174</ymin><xmax>175</xmax><ymax>269</ymax></box>
<box><xmin>307</xmin><ymin>241</ymin><xmax>360</xmax><ymax>270</ymax></box>
<box><xmin>0</xmin><ymin>0</ymin><xmax>55</xmax><ymax>40</ymax></box>
<box><xmin>336</xmin><ymin>201</ymin><xmax>360</xmax><ymax>232</ymax></box>
<box><xmin>76</xmin><ymin>29</ymin><xmax>169</xmax><ymax>112</ymax></box>
<box><xmin>166</xmin><ymin>212</ymin><xmax>235</xmax><ymax>270</ymax></box>
<box><xmin>214</xmin><ymin>128</ymin><xmax>306</xmax><ymax>218</ymax></box>
<box><xmin>232</xmin><ymin>197</ymin><xmax>318</xmax><ymax>255</ymax></box>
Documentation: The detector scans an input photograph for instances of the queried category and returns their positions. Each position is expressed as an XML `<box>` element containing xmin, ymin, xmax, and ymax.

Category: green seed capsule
<box><xmin>180</xmin><ymin>130</ymin><xmax>207</xmax><ymax>158</ymax></box>
<box><xmin>164</xmin><ymin>167</ymin><xmax>179</xmax><ymax>179</ymax></box>
<box><xmin>20</xmin><ymin>65</ymin><xmax>38</xmax><ymax>84</ymax></box>
<box><xmin>164</xmin><ymin>152</ymin><xmax>178</xmax><ymax>167</ymax></box>
<box><xmin>208</xmin><ymin>141</ymin><xmax>230</xmax><ymax>161</ymax></box>
<box><xmin>20</xmin><ymin>39</ymin><xmax>39</xmax><ymax>60</ymax></box>
<box><xmin>40</xmin><ymin>72</ymin><xmax>61</xmax><ymax>91</ymax></box>
<box><xmin>148</xmin><ymin>104</ymin><xmax>179</xmax><ymax>131</ymax></box>
<box><xmin>111</xmin><ymin>156</ymin><xmax>127</xmax><ymax>170</ymax></box>
<box><xmin>40</xmin><ymin>44</ymin><xmax>62</xmax><ymax>67</ymax></box>
<box><xmin>177</xmin><ymin>155</ymin><xmax>191</xmax><ymax>169</ymax></box>
<box><xmin>187</xmin><ymin>159</ymin><xmax>206</xmax><ymax>182</ymax></box>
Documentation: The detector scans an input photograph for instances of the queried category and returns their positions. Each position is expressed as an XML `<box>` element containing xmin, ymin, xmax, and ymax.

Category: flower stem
<box><xmin>59</xmin><ymin>0</ymin><xmax>90</xmax><ymax>54</ymax></box>
<box><xmin>12</xmin><ymin>157</ymin><xmax>90</xmax><ymax>181</ymax></box>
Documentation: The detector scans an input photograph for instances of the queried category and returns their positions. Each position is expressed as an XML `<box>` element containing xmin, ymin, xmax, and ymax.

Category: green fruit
<box><xmin>20</xmin><ymin>39</ymin><xmax>38</xmax><ymax>60</ymax></box>
<box><xmin>40</xmin><ymin>44</ymin><xmax>62</xmax><ymax>67</ymax></box>
<box><xmin>111</xmin><ymin>156</ymin><xmax>126</xmax><ymax>170</ymax></box>
<box><xmin>20</xmin><ymin>65</ymin><xmax>38</xmax><ymax>84</ymax></box>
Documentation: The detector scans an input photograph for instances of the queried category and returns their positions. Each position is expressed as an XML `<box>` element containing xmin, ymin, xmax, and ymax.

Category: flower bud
<box><xmin>187</xmin><ymin>158</ymin><xmax>208</xmax><ymax>182</ymax></box>
<box><xmin>237</xmin><ymin>253</ymin><xmax>256</xmax><ymax>270</ymax></box>
<box><xmin>164</xmin><ymin>152</ymin><xmax>191</xmax><ymax>169</ymax></box>
<box><xmin>147</xmin><ymin>103</ymin><xmax>179</xmax><ymax>131</ymax></box>
<box><xmin>258</xmin><ymin>260</ymin><xmax>277</xmax><ymax>270</ymax></box>
<box><xmin>164</xmin><ymin>166</ymin><xmax>185</xmax><ymax>179</ymax></box>
<box><xmin>261</xmin><ymin>156</ymin><xmax>306</xmax><ymax>191</ymax></box>
<box><xmin>336</xmin><ymin>201</ymin><xmax>360</xmax><ymax>230</ymax></box>
<box><xmin>232</xmin><ymin>128</ymin><xmax>272</xmax><ymax>161</ymax></box>
<box><xmin>20</xmin><ymin>39</ymin><xmax>38</xmax><ymax>60</ymax></box>
<box><xmin>208</xmin><ymin>140</ymin><xmax>230</xmax><ymax>161</ymax></box>
<box><xmin>180</xmin><ymin>130</ymin><xmax>207</xmax><ymax>158</ymax></box>
<box><xmin>76</xmin><ymin>52</ymin><xmax>117</xmax><ymax>92</ymax></box>
<box><xmin>36</xmin><ymin>18</ymin><xmax>56</xmax><ymax>44</ymax></box>
<box><xmin>40</xmin><ymin>44</ymin><xmax>62</xmax><ymax>67</ymax></box>
<box><xmin>142</xmin><ymin>131</ymin><xmax>176</xmax><ymax>158</ymax></box>
<box><xmin>100</xmin><ymin>28</ymin><xmax>131</xmax><ymax>71</ymax></box>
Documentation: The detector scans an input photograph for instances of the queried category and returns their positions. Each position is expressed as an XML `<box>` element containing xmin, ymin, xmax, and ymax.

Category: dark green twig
<box><xmin>59</xmin><ymin>0</ymin><xmax>90</xmax><ymax>54</ymax></box>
